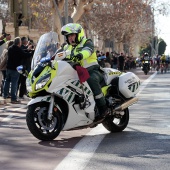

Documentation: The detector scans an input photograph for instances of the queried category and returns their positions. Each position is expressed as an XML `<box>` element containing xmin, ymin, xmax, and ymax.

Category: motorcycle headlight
<box><xmin>35</xmin><ymin>74</ymin><xmax>51</xmax><ymax>90</ymax></box>
<box><xmin>26</xmin><ymin>78</ymin><xmax>32</xmax><ymax>92</ymax></box>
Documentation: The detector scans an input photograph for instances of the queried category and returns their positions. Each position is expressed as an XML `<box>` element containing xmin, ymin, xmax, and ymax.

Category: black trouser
<box><xmin>18</xmin><ymin>74</ymin><xmax>27</xmax><ymax>97</ymax></box>
<box><xmin>86</xmin><ymin>65</ymin><xmax>106</xmax><ymax>108</ymax></box>
<box><xmin>119</xmin><ymin>64</ymin><xmax>124</xmax><ymax>71</ymax></box>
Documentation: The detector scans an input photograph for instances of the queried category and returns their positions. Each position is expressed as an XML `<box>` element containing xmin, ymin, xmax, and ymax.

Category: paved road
<box><xmin>1</xmin><ymin>68</ymin><xmax>170</xmax><ymax>170</ymax></box>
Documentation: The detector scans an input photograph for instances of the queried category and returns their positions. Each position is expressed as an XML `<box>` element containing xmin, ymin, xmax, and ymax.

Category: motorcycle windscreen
<box><xmin>31</xmin><ymin>32</ymin><xmax>59</xmax><ymax>70</ymax></box>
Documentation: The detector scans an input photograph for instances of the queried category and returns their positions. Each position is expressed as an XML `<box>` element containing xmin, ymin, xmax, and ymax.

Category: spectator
<box><xmin>3</xmin><ymin>37</ymin><xmax>33</xmax><ymax>104</ymax></box>
<box><xmin>111</xmin><ymin>54</ymin><xmax>118</xmax><ymax>69</ymax></box>
<box><xmin>0</xmin><ymin>34</ymin><xmax>11</xmax><ymax>46</ymax></box>
<box><xmin>97</xmin><ymin>51</ymin><xmax>105</xmax><ymax>68</ymax></box>
<box><xmin>18</xmin><ymin>37</ymin><xmax>34</xmax><ymax>99</ymax></box>
<box><xmin>99</xmin><ymin>52</ymin><xmax>107</xmax><ymax>68</ymax></box>
<box><xmin>118</xmin><ymin>52</ymin><xmax>125</xmax><ymax>71</ymax></box>
<box><xmin>0</xmin><ymin>40</ymin><xmax>14</xmax><ymax>96</ymax></box>
<box><xmin>105</xmin><ymin>52</ymin><xmax>112</xmax><ymax>67</ymax></box>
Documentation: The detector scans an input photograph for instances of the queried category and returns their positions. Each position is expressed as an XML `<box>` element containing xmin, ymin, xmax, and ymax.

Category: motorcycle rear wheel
<box><xmin>26</xmin><ymin>102</ymin><xmax>62</xmax><ymax>141</ymax></box>
<box><xmin>102</xmin><ymin>108</ymin><xmax>129</xmax><ymax>132</ymax></box>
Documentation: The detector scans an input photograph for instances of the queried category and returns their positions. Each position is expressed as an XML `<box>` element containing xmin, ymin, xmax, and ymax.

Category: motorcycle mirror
<box><xmin>17</xmin><ymin>65</ymin><xmax>24</xmax><ymax>74</ymax></box>
<box><xmin>16</xmin><ymin>65</ymin><xmax>28</xmax><ymax>77</ymax></box>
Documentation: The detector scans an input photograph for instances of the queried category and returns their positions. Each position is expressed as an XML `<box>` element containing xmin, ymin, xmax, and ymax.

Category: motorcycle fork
<box><xmin>47</xmin><ymin>94</ymin><xmax>55</xmax><ymax>120</ymax></box>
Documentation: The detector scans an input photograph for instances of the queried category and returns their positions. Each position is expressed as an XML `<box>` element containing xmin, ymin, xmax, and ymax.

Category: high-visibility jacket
<box><xmin>64</xmin><ymin>38</ymin><xmax>98</xmax><ymax>68</ymax></box>
<box><xmin>161</xmin><ymin>55</ymin><xmax>166</xmax><ymax>61</ymax></box>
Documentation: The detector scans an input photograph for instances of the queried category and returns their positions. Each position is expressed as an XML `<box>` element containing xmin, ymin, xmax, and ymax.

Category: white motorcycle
<box><xmin>17</xmin><ymin>32</ymin><xmax>140</xmax><ymax>141</ymax></box>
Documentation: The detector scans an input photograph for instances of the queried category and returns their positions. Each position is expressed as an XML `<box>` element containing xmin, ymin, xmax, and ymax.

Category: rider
<box><xmin>141</xmin><ymin>52</ymin><xmax>151</xmax><ymax>70</ymax></box>
<box><xmin>160</xmin><ymin>54</ymin><xmax>168</xmax><ymax>70</ymax></box>
<box><xmin>61</xmin><ymin>23</ymin><xmax>110</xmax><ymax>119</ymax></box>
<box><xmin>160</xmin><ymin>54</ymin><xmax>166</xmax><ymax>64</ymax></box>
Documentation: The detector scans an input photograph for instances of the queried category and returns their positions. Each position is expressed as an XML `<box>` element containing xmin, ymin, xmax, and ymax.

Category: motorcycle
<box><xmin>141</xmin><ymin>60</ymin><xmax>151</xmax><ymax>75</ymax></box>
<box><xmin>17</xmin><ymin>32</ymin><xmax>140</xmax><ymax>141</ymax></box>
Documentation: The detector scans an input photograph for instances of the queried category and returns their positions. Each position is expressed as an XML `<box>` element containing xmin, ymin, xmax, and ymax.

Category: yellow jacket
<box><xmin>64</xmin><ymin>38</ymin><xmax>98</xmax><ymax>68</ymax></box>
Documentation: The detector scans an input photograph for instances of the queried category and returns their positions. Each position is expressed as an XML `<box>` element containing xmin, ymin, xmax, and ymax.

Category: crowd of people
<box><xmin>0</xmin><ymin>34</ymin><xmax>35</xmax><ymax>104</ymax></box>
<box><xmin>152</xmin><ymin>54</ymin><xmax>170</xmax><ymax>71</ymax></box>
<box><xmin>96</xmin><ymin>51</ymin><xmax>136</xmax><ymax>71</ymax></box>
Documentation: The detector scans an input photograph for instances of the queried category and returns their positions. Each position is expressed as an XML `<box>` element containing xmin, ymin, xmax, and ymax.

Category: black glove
<box><xmin>74</xmin><ymin>53</ymin><xmax>83</xmax><ymax>61</ymax></box>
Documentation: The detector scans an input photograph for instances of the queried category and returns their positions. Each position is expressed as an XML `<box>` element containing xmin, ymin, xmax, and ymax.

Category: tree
<box><xmin>139</xmin><ymin>37</ymin><xmax>167</xmax><ymax>56</ymax></box>
<box><xmin>158</xmin><ymin>39</ymin><xmax>166</xmax><ymax>55</ymax></box>
<box><xmin>0</xmin><ymin>0</ymin><xmax>10</xmax><ymax>32</ymax></box>
<box><xmin>1</xmin><ymin>0</ymin><xmax>169</xmax><ymax>56</ymax></box>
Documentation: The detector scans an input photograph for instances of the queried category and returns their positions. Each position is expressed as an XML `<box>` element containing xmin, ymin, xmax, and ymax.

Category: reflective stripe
<box><xmin>94</xmin><ymin>93</ymin><xmax>103</xmax><ymax>99</ymax></box>
<box><xmin>83</xmin><ymin>61</ymin><xmax>99</xmax><ymax>68</ymax></box>
<box><xmin>83</xmin><ymin>47</ymin><xmax>93</xmax><ymax>54</ymax></box>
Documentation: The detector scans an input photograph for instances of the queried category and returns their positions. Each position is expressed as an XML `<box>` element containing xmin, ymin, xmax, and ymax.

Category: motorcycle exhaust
<box><xmin>115</xmin><ymin>97</ymin><xmax>138</xmax><ymax>111</ymax></box>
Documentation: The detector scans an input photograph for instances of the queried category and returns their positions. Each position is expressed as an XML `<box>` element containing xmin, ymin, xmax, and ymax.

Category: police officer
<box><xmin>61</xmin><ymin>23</ymin><xmax>109</xmax><ymax>119</ymax></box>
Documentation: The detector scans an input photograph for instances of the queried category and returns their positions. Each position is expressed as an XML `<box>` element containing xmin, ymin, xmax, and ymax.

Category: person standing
<box><xmin>105</xmin><ymin>52</ymin><xmax>112</xmax><ymax>68</ymax></box>
<box><xmin>0</xmin><ymin>40</ymin><xmax>14</xmax><ymax>96</ymax></box>
<box><xmin>17</xmin><ymin>37</ymin><xmax>33</xmax><ymax>99</ymax></box>
<box><xmin>111</xmin><ymin>54</ymin><xmax>118</xmax><ymax>69</ymax></box>
<box><xmin>3</xmin><ymin>37</ymin><xmax>33</xmax><ymax>104</ymax></box>
<box><xmin>118</xmin><ymin>53</ymin><xmax>125</xmax><ymax>71</ymax></box>
<box><xmin>0</xmin><ymin>34</ymin><xmax>11</xmax><ymax>46</ymax></box>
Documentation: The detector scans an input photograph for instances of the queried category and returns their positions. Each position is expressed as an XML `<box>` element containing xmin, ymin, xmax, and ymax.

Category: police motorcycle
<box><xmin>141</xmin><ymin>54</ymin><xmax>152</xmax><ymax>75</ymax></box>
<box><xmin>17</xmin><ymin>32</ymin><xmax>140</xmax><ymax>141</ymax></box>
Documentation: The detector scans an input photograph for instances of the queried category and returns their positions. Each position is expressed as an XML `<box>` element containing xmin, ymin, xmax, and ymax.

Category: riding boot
<box><xmin>94</xmin><ymin>105</ymin><xmax>110</xmax><ymax>122</ymax></box>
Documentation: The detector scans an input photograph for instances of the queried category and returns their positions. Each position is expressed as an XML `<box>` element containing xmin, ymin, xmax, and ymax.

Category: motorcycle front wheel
<box><xmin>26</xmin><ymin>102</ymin><xmax>62</xmax><ymax>141</ymax></box>
<box><xmin>102</xmin><ymin>108</ymin><xmax>129</xmax><ymax>132</ymax></box>
<box><xmin>144</xmin><ymin>69</ymin><xmax>148</xmax><ymax>75</ymax></box>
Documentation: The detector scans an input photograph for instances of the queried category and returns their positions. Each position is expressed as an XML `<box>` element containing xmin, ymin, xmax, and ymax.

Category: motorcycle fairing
<box><xmin>62</xmin><ymin>93</ymin><xmax>95</xmax><ymax>130</ymax></box>
<box><xmin>28</xmin><ymin>62</ymin><xmax>58</xmax><ymax>97</ymax></box>
<box><xmin>42</xmin><ymin>61</ymin><xmax>95</xmax><ymax>129</ymax></box>
<box><xmin>53</xmin><ymin>79</ymin><xmax>95</xmax><ymax>130</ymax></box>
<box><xmin>27</xmin><ymin>95</ymin><xmax>51</xmax><ymax>106</ymax></box>
<box><xmin>102</xmin><ymin>85</ymin><xmax>111</xmax><ymax>96</ymax></box>
<box><xmin>103</xmin><ymin>67</ymin><xmax>122</xmax><ymax>85</ymax></box>
<box><xmin>47</xmin><ymin>61</ymin><xmax>79</xmax><ymax>93</ymax></box>
<box><xmin>66</xmin><ymin>80</ymin><xmax>92</xmax><ymax>96</ymax></box>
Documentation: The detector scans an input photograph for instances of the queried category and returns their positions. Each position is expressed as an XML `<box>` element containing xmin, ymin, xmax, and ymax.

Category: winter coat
<box><xmin>7</xmin><ymin>44</ymin><xmax>33</xmax><ymax>70</ymax></box>
<box><xmin>0</xmin><ymin>49</ymin><xmax>8</xmax><ymax>70</ymax></box>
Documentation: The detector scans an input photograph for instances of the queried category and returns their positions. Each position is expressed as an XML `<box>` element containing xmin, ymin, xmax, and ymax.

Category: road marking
<box><xmin>137</xmin><ymin>71</ymin><xmax>157</xmax><ymax>96</ymax></box>
<box><xmin>154</xmin><ymin>99</ymin><xmax>170</xmax><ymax>101</ymax></box>
<box><xmin>2</xmin><ymin>114</ymin><xmax>15</xmax><ymax>122</ymax></box>
<box><xmin>1</xmin><ymin>105</ymin><xmax>27</xmax><ymax>122</ymax></box>
<box><xmin>54</xmin><ymin>124</ymin><xmax>108</xmax><ymax>170</ymax></box>
<box><xmin>156</xmin><ymin>135</ymin><xmax>170</xmax><ymax>140</ymax></box>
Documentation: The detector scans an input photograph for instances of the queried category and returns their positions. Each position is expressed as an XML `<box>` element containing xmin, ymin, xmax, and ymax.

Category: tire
<box><xmin>26</xmin><ymin>102</ymin><xmax>62</xmax><ymax>141</ymax></box>
<box><xmin>102</xmin><ymin>108</ymin><xmax>129</xmax><ymax>132</ymax></box>
<box><xmin>144</xmin><ymin>69</ymin><xmax>148</xmax><ymax>75</ymax></box>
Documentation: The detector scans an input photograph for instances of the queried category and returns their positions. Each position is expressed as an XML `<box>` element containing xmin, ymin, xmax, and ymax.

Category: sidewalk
<box><xmin>0</xmin><ymin>96</ymin><xmax>30</xmax><ymax>105</ymax></box>
<box><xmin>0</xmin><ymin>97</ymin><xmax>11</xmax><ymax>105</ymax></box>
